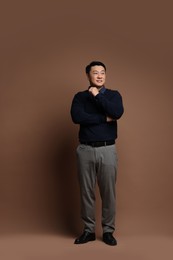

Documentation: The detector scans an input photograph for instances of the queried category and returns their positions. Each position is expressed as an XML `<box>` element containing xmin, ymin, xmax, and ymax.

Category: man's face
<box><xmin>87</xmin><ymin>65</ymin><xmax>106</xmax><ymax>88</ymax></box>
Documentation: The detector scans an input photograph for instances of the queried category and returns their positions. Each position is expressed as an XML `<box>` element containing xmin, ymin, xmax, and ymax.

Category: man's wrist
<box><xmin>89</xmin><ymin>87</ymin><xmax>99</xmax><ymax>96</ymax></box>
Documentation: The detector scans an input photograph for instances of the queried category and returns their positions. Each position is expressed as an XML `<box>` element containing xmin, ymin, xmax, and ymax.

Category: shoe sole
<box><xmin>74</xmin><ymin>238</ymin><xmax>96</xmax><ymax>244</ymax></box>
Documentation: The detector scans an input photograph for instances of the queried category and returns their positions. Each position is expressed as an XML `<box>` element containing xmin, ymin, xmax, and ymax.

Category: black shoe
<box><xmin>74</xmin><ymin>231</ymin><xmax>96</xmax><ymax>244</ymax></box>
<box><xmin>103</xmin><ymin>232</ymin><xmax>117</xmax><ymax>246</ymax></box>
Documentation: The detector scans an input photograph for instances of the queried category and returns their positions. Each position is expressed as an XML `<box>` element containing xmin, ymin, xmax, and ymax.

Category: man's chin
<box><xmin>89</xmin><ymin>83</ymin><xmax>104</xmax><ymax>89</ymax></box>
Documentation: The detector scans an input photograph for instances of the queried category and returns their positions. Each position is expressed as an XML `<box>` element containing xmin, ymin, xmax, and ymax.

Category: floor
<box><xmin>0</xmin><ymin>234</ymin><xmax>172</xmax><ymax>260</ymax></box>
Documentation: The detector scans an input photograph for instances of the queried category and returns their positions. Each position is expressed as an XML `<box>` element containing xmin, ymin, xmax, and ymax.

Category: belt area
<box><xmin>80</xmin><ymin>140</ymin><xmax>115</xmax><ymax>147</ymax></box>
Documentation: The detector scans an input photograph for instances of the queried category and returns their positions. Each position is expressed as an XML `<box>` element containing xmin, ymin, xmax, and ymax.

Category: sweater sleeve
<box><xmin>70</xmin><ymin>93</ymin><xmax>106</xmax><ymax>125</ymax></box>
<box><xmin>94</xmin><ymin>90</ymin><xmax>124</xmax><ymax>120</ymax></box>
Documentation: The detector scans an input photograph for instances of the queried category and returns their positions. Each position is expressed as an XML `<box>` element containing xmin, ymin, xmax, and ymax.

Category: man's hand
<box><xmin>88</xmin><ymin>87</ymin><xmax>115</xmax><ymax>123</ymax></box>
<box><xmin>88</xmin><ymin>87</ymin><xmax>99</xmax><ymax>97</ymax></box>
<box><xmin>106</xmin><ymin>116</ymin><xmax>115</xmax><ymax>122</ymax></box>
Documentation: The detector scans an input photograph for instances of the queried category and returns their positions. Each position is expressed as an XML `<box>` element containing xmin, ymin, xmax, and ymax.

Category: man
<box><xmin>70</xmin><ymin>61</ymin><xmax>124</xmax><ymax>246</ymax></box>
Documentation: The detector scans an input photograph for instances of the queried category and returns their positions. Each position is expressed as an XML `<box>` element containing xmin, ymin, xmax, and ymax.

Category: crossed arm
<box><xmin>71</xmin><ymin>88</ymin><xmax>124</xmax><ymax>125</ymax></box>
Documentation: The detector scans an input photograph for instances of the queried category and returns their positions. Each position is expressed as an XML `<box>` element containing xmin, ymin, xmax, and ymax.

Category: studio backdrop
<box><xmin>0</xmin><ymin>0</ymin><xmax>173</xmax><ymax>236</ymax></box>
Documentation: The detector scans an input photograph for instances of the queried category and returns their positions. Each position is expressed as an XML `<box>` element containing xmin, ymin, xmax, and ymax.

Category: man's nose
<box><xmin>97</xmin><ymin>74</ymin><xmax>102</xmax><ymax>78</ymax></box>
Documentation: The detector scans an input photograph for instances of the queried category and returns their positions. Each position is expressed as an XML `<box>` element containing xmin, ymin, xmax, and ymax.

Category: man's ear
<box><xmin>86</xmin><ymin>73</ymin><xmax>90</xmax><ymax>81</ymax></box>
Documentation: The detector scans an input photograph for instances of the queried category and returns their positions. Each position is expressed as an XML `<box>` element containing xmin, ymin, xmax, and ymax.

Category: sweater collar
<box><xmin>99</xmin><ymin>86</ymin><xmax>106</xmax><ymax>94</ymax></box>
<box><xmin>88</xmin><ymin>85</ymin><xmax>106</xmax><ymax>93</ymax></box>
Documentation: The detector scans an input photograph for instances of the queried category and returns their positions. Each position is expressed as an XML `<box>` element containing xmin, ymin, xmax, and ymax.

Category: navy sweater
<box><xmin>70</xmin><ymin>87</ymin><xmax>124</xmax><ymax>142</ymax></box>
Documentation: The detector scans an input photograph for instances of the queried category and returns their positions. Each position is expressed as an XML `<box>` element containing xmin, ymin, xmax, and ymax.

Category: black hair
<box><xmin>85</xmin><ymin>61</ymin><xmax>106</xmax><ymax>74</ymax></box>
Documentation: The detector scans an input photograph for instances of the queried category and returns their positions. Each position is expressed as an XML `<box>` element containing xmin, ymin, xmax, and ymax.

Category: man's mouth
<box><xmin>96</xmin><ymin>80</ymin><xmax>102</xmax><ymax>83</ymax></box>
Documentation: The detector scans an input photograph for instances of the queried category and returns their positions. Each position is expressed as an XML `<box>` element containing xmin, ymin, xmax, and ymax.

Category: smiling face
<box><xmin>87</xmin><ymin>65</ymin><xmax>106</xmax><ymax>89</ymax></box>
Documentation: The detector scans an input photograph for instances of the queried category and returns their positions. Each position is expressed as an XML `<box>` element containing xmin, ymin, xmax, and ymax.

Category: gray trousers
<box><xmin>76</xmin><ymin>144</ymin><xmax>118</xmax><ymax>233</ymax></box>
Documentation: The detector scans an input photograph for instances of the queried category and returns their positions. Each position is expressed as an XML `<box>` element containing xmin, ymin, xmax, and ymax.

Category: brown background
<box><xmin>0</xmin><ymin>0</ymin><xmax>173</xmax><ymax>259</ymax></box>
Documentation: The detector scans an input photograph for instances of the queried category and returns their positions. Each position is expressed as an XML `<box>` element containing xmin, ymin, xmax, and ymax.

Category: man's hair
<box><xmin>85</xmin><ymin>61</ymin><xmax>106</xmax><ymax>74</ymax></box>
